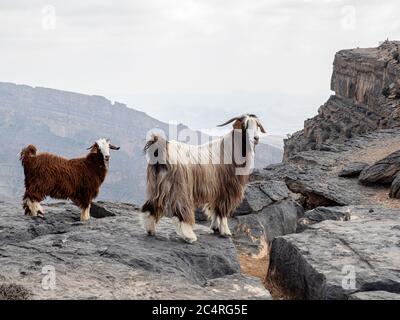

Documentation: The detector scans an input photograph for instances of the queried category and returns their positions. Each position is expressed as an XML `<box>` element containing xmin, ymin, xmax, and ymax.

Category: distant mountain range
<box><xmin>0</xmin><ymin>82</ymin><xmax>283</xmax><ymax>204</ymax></box>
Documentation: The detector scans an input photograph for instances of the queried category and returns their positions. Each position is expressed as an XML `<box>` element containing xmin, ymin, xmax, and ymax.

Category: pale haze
<box><xmin>1</xmin><ymin>0</ymin><xmax>399</xmax><ymax>139</ymax></box>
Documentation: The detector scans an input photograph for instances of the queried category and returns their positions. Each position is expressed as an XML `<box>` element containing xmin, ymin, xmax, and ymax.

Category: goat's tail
<box><xmin>20</xmin><ymin>145</ymin><xmax>37</xmax><ymax>167</ymax></box>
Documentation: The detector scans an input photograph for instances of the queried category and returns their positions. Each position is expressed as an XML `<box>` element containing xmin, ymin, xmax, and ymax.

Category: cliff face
<box><xmin>284</xmin><ymin>41</ymin><xmax>400</xmax><ymax>159</ymax></box>
<box><xmin>332</xmin><ymin>41</ymin><xmax>400</xmax><ymax>104</ymax></box>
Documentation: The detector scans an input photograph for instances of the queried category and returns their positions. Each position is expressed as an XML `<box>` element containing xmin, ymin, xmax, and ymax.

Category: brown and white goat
<box><xmin>20</xmin><ymin>138</ymin><xmax>120</xmax><ymax>221</ymax></box>
<box><xmin>141</xmin><ymin>114</ymin><xmax>266</xmax><ymax>243</ymax></box>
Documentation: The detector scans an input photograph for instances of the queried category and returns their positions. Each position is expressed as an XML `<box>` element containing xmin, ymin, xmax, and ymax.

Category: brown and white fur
<box><xmin>20</xmin><ymin>138</ymin><xmax>119</xmax><ymax>221</ymax></box>
<box><xmin>141</xmin><ymin>114</ymin><xmax>266</xmax><ymax>243</ymax></box>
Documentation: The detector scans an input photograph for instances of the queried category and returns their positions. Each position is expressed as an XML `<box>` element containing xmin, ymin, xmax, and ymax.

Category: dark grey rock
<box><xmin>230</xmin><ymin>199</ymin><xmax>303</xmax><ymax>256</ymax></box>
<box><xmin>259</xmin><ymin>180</ymin><xmax>289</xmax><ymax>201</ymax></box>
<box><xmin>338</xmin><ymin>162</ymin><xmax>369</xmax><ymax>177</ymax></box>
<box><xmin>0</xmin><ymin>201</ymin><xmax>270</xmax><ymax>299</ymax></box>
<box><xmin>229</xmin><ymin>180</ymin><xmax>302</xmax><ymax>257</ymax></box>
<box><xmin>267</xmin><ymin>206</ymin><xmax>400</xmax><ymax>300</ymax></box>
<box><xmin>390</xmin><ymin>173</ymin><xmax>400</xmax><ymax>198</ymax></box>
<box><xmin>359</xmin><ymin>150</ymin><xmax>400</xmax><ymax>185</ymax></box>
<box><xmin>234</xmin><ymin>182</ymin><xmax>273</xmax><ymax>215</ymax></box>
<box><xmin>235</xmin><ymin>180</ymin><xmax>290</xmax><ymax>216</ymax></box>
<box><xmin>90</xmin><ymin>202</ymin><xmax>117</xmax><ymax>218</ymax></box>
<box><xmin>253</xmin><ymin>129</ymin><xmax>400</xmax><ymax>209</ymax></box>
<box><xmin>297</xmin><ymin>206</ymin><xmax>352</xmax><ymax>232</ymax></box>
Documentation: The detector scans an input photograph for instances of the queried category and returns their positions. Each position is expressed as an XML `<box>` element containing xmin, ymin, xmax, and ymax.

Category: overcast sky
<box><xmin>1</xmin><ymin>0</ymin><xmax>400</xmax><ymax>137</ymax></box>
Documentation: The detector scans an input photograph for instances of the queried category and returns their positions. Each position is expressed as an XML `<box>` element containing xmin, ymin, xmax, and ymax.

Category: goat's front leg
<box><xmin>142</xmin><ymin>211</ymin><xmax>157</xmax><ymax>236</ymax></box>
<box><xmin>80</xmin><ymin>204</ymin><xmax>91</xmax><ymax>222</ymax></box>
<box><xmin>219</xmin><ymin>216</ymin><xmax>232</xmax><ymax>237</ymax></box>
<box><xmin>141</xmin><ymin>200</ymin><xmax>162</xmax><ymax>236</ymax></box>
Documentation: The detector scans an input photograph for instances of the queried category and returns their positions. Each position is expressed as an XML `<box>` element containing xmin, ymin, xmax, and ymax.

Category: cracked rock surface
<box><xmin>267</xmin><ymin>206</ymin><xmax>400</xmax><ymax>299</ymax></box>
<box><xmin>0</xmin><ymin>201</ymin><xmax>270</xmax><ymax>300</ymax></box>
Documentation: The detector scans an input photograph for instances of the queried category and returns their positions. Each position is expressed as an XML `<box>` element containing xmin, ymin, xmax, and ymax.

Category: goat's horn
<box><xmin>217</xmin><ymin>117</ymin><xmax>241</xmax><ymax>127</ymax></box>
<box><xmin>86</xmin><ymin>144</ymin><xmax>95</xmax><ymax>150</ymax></box>
<box><xmin>110</xmin><ymin>144</ymin><xmax>120</xmax><ymax>150</ymax></box>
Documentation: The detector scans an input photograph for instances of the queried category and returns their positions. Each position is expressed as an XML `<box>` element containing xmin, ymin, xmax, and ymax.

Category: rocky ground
<box><xmin>0</xmin><ymin>201</ymin><xmax>270</xmax><ymax>300</ymax></box>
<box><xmin>1</xmin><ymin>129</ymin><xmax>399</xmax><ymax>300</ymax></box>
<box><xmin>268</xmin><ymin>206</ymin><xmax>400</xmax><ymax>299</ymax></box>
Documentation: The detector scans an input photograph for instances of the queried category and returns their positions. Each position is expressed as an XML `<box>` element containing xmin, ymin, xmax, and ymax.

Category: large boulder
<box><xmin>338</xmin><ymin>162</ymin><xmax>369</xmax><ymax>178</ymax></box>
<box><xmin>297</xmin><ymin>206</ymin><xmax>352</xmax><ymax>232</ymax></box>
<box><xmin>0</xmin><ymin>201</ymin><xmax>270</xmax><ymax>300</ymax></box>
<box><xmin>267</xmin><ymin>206</ymin><xmax>400</xmax><ymax>300</ymax></box>
<box><xmin>234</xmin><ymin>180</ymin><xmax>289</xmax><ymax>215</ymax></box>
<box><xmin>359</xmin><ymin>150</ymin><xmax>400</xmax><ymax>185</ymax></box>
<box><xmin>229</xmin><ymin>181</ymin><xmax>303</xmax><ymax>258</ymax></box>
<box><xmin>230</xmin><ymin>199</ymin><xmax>303</xmax><ymax>257</ymax></box>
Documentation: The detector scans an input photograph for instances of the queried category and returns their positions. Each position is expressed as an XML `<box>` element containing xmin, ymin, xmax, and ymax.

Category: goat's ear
<box><xmin>87</xmin><ymin>143</ymin><xmax>99</xmax><ymax>152</ymax></box>
<box><xmin>258</xmin><ymin>122</ymin><xmax>266</xmax><ymax>133</ymax></box>
<box><xmin>233</xmin><ymin>119</ymin><xmax>243</xmax><ymax>130</ymax></box>
<box><xmin>109</xmin><ymin>144</ymin><xmax>120</xmax><ymax>150</ymax></box>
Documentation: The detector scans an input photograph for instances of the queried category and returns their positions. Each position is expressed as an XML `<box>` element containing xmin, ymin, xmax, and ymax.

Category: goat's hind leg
<box><xmin>173</xmin><ymin>217</ymin><xmax>197</xmax><ymax>243</ymax></box>
<box><xmin>23</xmin><ymin>193</ymin><xmax>45</xmax><ymax>219</ymax></box>
<box><xmin>205</xmin><ymin>206</ymin><xmax>220</xmax><ymax>234</ymax></box>
<box><xmin>171</xmin><ymin>205</ymin><xmax>197</xmax><ymax>243</ymax></box>
<box><xmin>214</xmin><ymin>205</ymin><xmax>232</xmax><ymax>237</ymax></box>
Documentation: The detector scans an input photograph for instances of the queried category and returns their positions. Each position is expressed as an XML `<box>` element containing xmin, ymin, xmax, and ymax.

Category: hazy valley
<box><xmin>0</xmin><ymin>82</ymin><xmax>283</xmax><ymax>204</ymax></box>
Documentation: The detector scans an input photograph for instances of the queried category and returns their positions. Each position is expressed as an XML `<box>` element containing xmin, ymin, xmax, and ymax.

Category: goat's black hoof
<box><xmin>147</xmin><ymin>231</ymin><xmax>155</xmax><ymax>236</ymax></box>
<box><xmin>212</xmin><ymin>227</ymin><xmax>220</xmax><ymax>234</ymax></box>
<box><xmin>219</xmin><ymin>233</ymin><xmax>232</xmax><ymax>238</ymax></box>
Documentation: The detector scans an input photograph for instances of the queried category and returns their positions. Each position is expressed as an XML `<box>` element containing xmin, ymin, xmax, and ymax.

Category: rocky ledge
<box><xmin>253</xmin><ymin>127</ymin><xmax>400</xmax><ymax>300</ymax></box>
<box><xmin>0</xmin><ymin>201</ymin><xmax>270</xmax><ymax>300</ymax></box>
<box><xmin>267</xmin><ymin>206</ymin><xmax>400</xmax><ymax>299</ymax></box>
